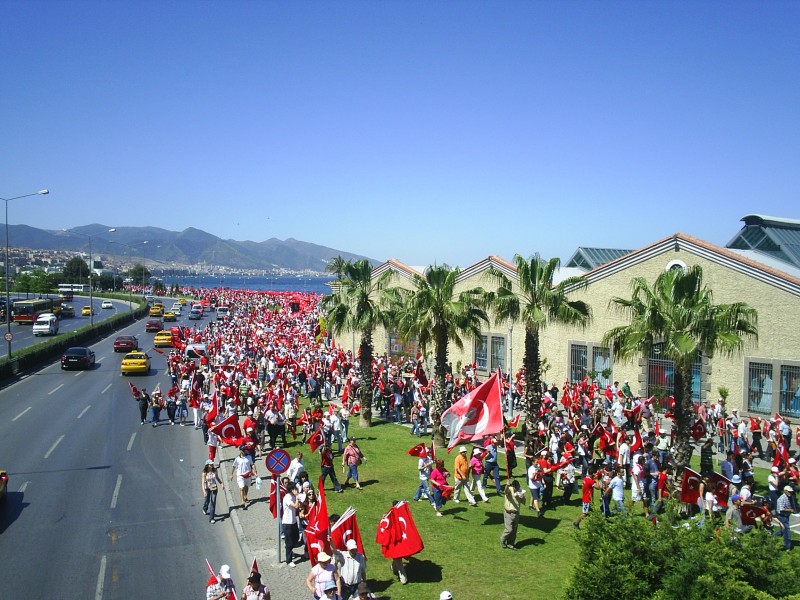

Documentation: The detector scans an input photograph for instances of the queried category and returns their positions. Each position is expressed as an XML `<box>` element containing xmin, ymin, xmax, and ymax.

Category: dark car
<box><xmin>59</xmin><ymin>304</ymin><xmax>75</xmax><ymax>318</ymax></box>
<box><xmin>113</xmin><ymin>335</ymin><xmax>138</xmax><ymax>353</ymax></box>
<box><xmin>188</xmin><ymin>309</ymin><xmax>202</xmax><ymax>320</ymax></box>
<box><xmin>145</xmin><ymin>318</ymin><xmax>163</xmax><ymax>333</ymax></box>
<box><xmin>0</xmin><ymin>469</ymin><xmax>7</xmax><ymax>503</ymax></box>
<box><xmin>61</xmin><ymin>346</ymin><xmax>96</xmax><ymax>370</ymax></box>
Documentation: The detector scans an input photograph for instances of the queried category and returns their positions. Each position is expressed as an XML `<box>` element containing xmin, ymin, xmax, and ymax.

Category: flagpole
<box><xmin>275</xmin><ymin>475</ymin><xmax>282</xmax><ymax>564</ymax></box>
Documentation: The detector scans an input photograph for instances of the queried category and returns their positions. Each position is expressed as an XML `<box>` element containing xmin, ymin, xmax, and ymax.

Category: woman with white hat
<box><xmin>306</xmin><ymin>551</ymin><xmax>341</xmax><ymax>600</ymax></box>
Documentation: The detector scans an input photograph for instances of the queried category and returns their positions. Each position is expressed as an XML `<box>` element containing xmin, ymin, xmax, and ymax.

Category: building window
<box><xmin>747</xmin><ymin>362</ymin><xmax>773</xmax><ymax>415</ymax></box>
<box><xmin>491</xmin><ymin>336</ymin><xmax>506</xmax><ymax>372</ymax></box>
<box><xmin>570</xmin><ymin>344</ymin><xmax>587</xmax><ymax>383</ymax></box>
<box><xmin>647</xmin><ymin>343</ymin><xmax>701</xmax><ymax>402</ymax></box>
<box><xmin>781</xmin><ymin>365</ymin><xmax>800</xmax><ymax>418</ymax></box>
<box><xmin>592</xmin><ymin>347</ymin><xmax>612</xmax><ymax>389</ymax></box>
<box><xmin>475</xmin><ymin>335</ymin><xmax>488</xmax><ymax>372</ymax></box>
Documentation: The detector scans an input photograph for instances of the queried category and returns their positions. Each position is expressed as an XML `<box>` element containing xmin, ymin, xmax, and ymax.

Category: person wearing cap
<box><xmin>320</xmin><ymin>579</ymin><xmax>343</xmax><ymax>599</ymax></box>
<box><xmin>776</xmin><ymin>486</ymin><xmax>794</xmax><ymax>549</ymax></box>
<box><xmin>334</xmin><ymin>538</ymin><xmax>366</xmax><ymax>600</ymax></box>
<box><xmin>306</xmin><ymin>551</ymin><xmax>341</xmax><ymax>599</ymax></box>
<box><xmin>724</xmin><ymin>494</ymin><xmax>751</xmax><ymax>533</ymax></box>
<box><xmin>201</xmin><ymin>459</ymin><xmax>224</xmax><ymax>524</ymax></box>
<box><xmin>500</xmin><ymin>478</ymin><xmax>525</xmax><ymax>550</ymax></box>
<box><xmin>240</xmin><ymin>570</ymin><xmax>270</xmax><ymax>600</ymax></box>
<box><xmin>206</xmin><ymin>564</ymin><xmax>233</xmax><ymax>600</ymax></box>
<box><xmin>453</xmin><ymin>446</ymin><xmax>478</xmax><ymax>506</ymax></box>
<box><xmin>469</xmin><ymin>447</ymin><xmax>490</xmax><ymax>503</ymax></box>
<box><xmin>230</xmin><ymin>443</ymin><xmax>256</xmax><ymax>509</ymax></box>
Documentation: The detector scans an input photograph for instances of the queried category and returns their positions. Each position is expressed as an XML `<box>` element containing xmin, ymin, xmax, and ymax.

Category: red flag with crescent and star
<box><xmin>375</xmin><ymin>500</ymin><xmax>424</xmax><ymax>559</ymax></box>
<box><xmin>208</xmin><ymin>413</ymin><xmax>242</xmax><ymax>446</ymax></box>
<box><xmin>441</xmin><ymin>370</ymin><xmax>504</xmax><ymax>450</ymax></box>
<box><xmin>709</xmin><ymin>472</ymin><xmax>732</xmax><ymax>508</ymax></box>
<box><xmin>331</xmin><ymin>506</ymin><xmax>366</xmax><ymax>557</ymax></box>
<box><xmin>679</xmin><ymin>467</ymin><xmax>703</xmax><ymax>505</ymax></box>
<box><xmin>690</xmin><ymin>419</ymin><xmax>707</xmax><ymax>441</ymax></box>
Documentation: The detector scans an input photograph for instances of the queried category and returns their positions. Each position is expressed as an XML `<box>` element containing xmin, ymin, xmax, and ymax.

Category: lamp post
<box><xmin>110</xmin><ymin>240</ymin><xmax>134</xmax><ymax>312</ymax></box>
<box><xmin>64</xmin><ymin>228</ymin><xmax>116</xmax><ymax>326</ymax></box>
<box><xmin>2</xmin><ymin>189</ymin><xmax>49</xmax><ymax>359</ymax></box>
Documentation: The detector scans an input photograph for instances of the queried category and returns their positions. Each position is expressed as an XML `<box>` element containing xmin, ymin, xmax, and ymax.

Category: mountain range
<box><xmin>2</xmin><ymin>224</ymin><xmax>377</xmax><ymax>273</ymax></box>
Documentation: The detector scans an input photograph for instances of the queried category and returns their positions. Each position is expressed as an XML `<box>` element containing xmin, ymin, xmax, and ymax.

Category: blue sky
<box><xmin>2</xmin><ymin>1</ymin><xmax>798</xmax><ymax>267</ymax></box>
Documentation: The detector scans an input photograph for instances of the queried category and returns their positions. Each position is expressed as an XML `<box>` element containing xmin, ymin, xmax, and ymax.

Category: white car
<box><xmin>101</xmin><ymin>300</ymin><xmax>114</xmax><ymax>309</ymax></box>
<box><xmin>171</xmin><ymin>303</ymin><xmax>182</xmax><ymax>312</ymax></box>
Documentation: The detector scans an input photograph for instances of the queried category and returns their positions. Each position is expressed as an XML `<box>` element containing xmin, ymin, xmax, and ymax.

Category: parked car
<box><xmin>120</xmin><ymin>351</ymin><xmax>151</xmax><ymax>375</ymax></box>
<box><xmin>145</xmin><ymin>318</ymin><xmax>163</xmax><ymax>333</ymax></box>
<box><xmin>101</xmin><ymin>300</ymin><xmax>114</xmax><ymax>309</ymax></box>
<box><xmin>113</xmin><ymin>335</ymin><xmax>138</xmax><ymax>353</ymax></box>
<box><xmin>81</xmin><ymin>306</ymin><xmax>94</xmax><ymax>316</ymax></box>
<box><xmin>153</xmin><ymin>330</ymin><xmax>174</xmax><ymax>348</ymax></box>
<box><xmin>61</xmin><ymin>346</ymin><xmax>96</xmax><ymax>370</ymax></box>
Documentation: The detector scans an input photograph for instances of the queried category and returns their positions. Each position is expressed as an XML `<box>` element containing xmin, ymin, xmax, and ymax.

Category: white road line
<box><xmin>97</xmin><ymin>356</ymin><xmax>106</xmax><ymax>363</ymax></box>
<box><xmin>44</xmin><ymin>435</ymin><xmax>64</xmax><ymax>459</ymax></box>
<box><xmin>126</xmin><ymin>432</ymin><xmax>136</xmax><ymax>452</ymax></box>
<box><xmin>18</xmin><ymin>481</ymin><xmax>29</xmax><ymax>493</ymax></box>
<box><xmin>101</xmin><ymin>383</ymin><xmax>112</xmax><ymax>394</ymax></box>
<box><xmin>12</xmin><ymin>407</ymin><xmax>31</xmax><ymax>421</ymax></box>
<box><xmin>78</xmin><ymin>405</ymin><xmax>91</xmax><ymax>419</ymax></box>
<box><xmin>95</xmin><ymin>555</ymin><xmax>107</xmax><ymax>600</ymax></box>
<box><xmin>110</xmin><ymin>475</ymin><xmax>122</xmax><ymax>509</ymax></box>
<box><xmin>48</xmin><ymin>383</ymin><xmax>64</xmax><ymax>395</ymax></box>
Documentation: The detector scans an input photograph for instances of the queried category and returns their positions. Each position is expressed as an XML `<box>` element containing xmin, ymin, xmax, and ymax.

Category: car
<box><xmin>113</xmin><ymin>335</ymin><xmax>138</xmax><ymax>353</ymax></box>
<box><xmin>81</xmin><ymin>306</ymin><xmax>94</xmax><ymax>316</ymax></box>
<box><xmin>33</xmin><ymin>313</ymin><xmax>59</xmax><ymax>336</ymax></box>
<box><xmin>171</xmin><ymin>303</ymin><xmax>182</xmax><ymax>313</ymax></box>
<box><xmin>178</xmin><ymin>298</ymin><xmax>188</xmax><ymax>306</ymax></box>
<box><xmin>153</xmin><ymin>330</ymin><xmax>174</xmax><ymax>348</ymax></box>
<box><xmin>184</xmin><ymin>343</ymin><xmax>208</xmax><ymax>359</ymax></box>
<box><xmin>0</xmin><ymin>469</ymin><xmax>7</xmax><ymax>503</ymax></box>
<box><xmin>188</xmin><ymin>308</ymin><xmax>202</xmax><ymax>320</ymax></box>
<box><xmin>101</xmin><ymin>300</ymin><xmax>114</xmax><ymax>309</ymax></box>
<box><xmin>216</xmin><ymin>306</ymin><xmax>231</xmax><ymax>320</ymax></box>
<box><xmin>145</xmin><ymin>318</ymin><xmax>163</xmax><ymax>333</ymax></box>
<box><xmin>60</xmin><ymin>304</ymin><xmax>75</xmax><ymax>318</ymax></box>
<box><xmin>120</xmin><ymin>351</ymin><xmax>151</xmax><ymax>375</ymax></box>
<box><xmin>149</xmin><ymin>306</ymin><xmax>164</xmax><ymax>317</ymax></box>
<box><xmin>163</xmin><ymin>311</ymin><xmax>177</xmax><ymax>322</ymax></box>
<box><xmin>61</xmin><ymin>346</ymin><xmax>96</xmax><ymax>370</ymax></box>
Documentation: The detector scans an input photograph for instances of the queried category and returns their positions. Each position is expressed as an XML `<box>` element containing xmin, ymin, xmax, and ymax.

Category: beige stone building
<box><xmin>333</xmin><ymin>217</ymin><xmax>800</xmax><ymax>418</ymax></box>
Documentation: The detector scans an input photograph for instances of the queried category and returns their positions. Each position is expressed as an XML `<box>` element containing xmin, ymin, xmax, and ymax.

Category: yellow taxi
<box><xmin>149</xmin><ymin>305</ymin><xmax>164</xmax><ymax>317</ymax></box>
<box><xmin>163</xmin><ymin>310</ymin><xmax>177</xmax><ymax>322</ymax></box>
<box><xmin>153</xmin><ymin>330</ymin><xmax>174</xmax><ymax>348</ymax></box>
<box><xmin>120</xmin><ymin>351</ymin><xmax>151</xmax><ymax>375</ymax></box>
<box><xmin>81</xmin><ymin>305</ymin><xmax>94</xmax><ymax>316</ymax></box>
<box><xmin>178</xmin><ymin>298</ymin><xmax>188</xmax><ymax>306</ymax></box>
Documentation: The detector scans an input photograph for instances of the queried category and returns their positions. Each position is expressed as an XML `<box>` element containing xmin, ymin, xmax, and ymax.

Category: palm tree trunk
<box><xmin>431</xmin><ymin>330</ymin><xmax>449</xmax><ymax>448</ymax></box>
<box><xmin>524</xmin><ymin>328</ymin><xmax>542</xmax><ymax>430</ymax></box>
<box><xmin>358</xmin><ymin>334</ymin><xmax>374</xmax><ymax>428</ymax></box>
<box><xmin>671</xmin><ymin>363</ymin><xmax>695</xmax><ymax>473</ymax></box>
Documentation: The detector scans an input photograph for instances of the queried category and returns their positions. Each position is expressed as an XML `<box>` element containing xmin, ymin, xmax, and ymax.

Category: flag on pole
<box><xmin>129</xmin><ymin>382</ymin><xmax>140</xmax><ymax>398</ymax></box>
<box><xmin>308</xmin><ymin>427</ymin><xmax>325</xmax><ymax>453</ymax></box>
<box><xmin>375</xmin><ymin>500</ymin><xmax>424</xmax><ymax>559</ymax></box>
<box><xmin>407</xmin><ymin>443</ymin><xmax>428</xmax><ymax>458</ymax></box>
<box><xmin>679</xmin><ymin>467</ymin><xmax>703</xmax><ymax>505</ymax></box>
<box><xmin>441</xmin><ymin>370</ymin><xmax>504</xmax><ymax>450</ymax></box>
<box><xmin>690</xmin><ymin>419</ymin><xmax>707</xmax><ymax>441</ymax></box>
<box><xmin>208</xmin><ymin>413</ymin><xmax>242</xmax><ymax>446</ymax></box>
<box><xmin>331</xmin><ymin>506</ymin><xmax>366</xmax><ymax>557</ymax></box>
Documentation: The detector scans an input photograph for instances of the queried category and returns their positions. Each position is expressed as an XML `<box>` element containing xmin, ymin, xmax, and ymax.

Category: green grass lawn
<box><xmin>296</xmin><ymin>409</ymin><xmax>779</xmax><ymax>599</ymax></box>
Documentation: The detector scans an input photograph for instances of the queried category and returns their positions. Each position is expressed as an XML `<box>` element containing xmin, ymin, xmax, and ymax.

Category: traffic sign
<box><xmin>265</xmin><ymin>448</ymin><xmax>290</xmax><ymax>474</ymax></box>
<box><xmin>4</xmin><ymin>332</ymin><xmax>12</xmax><ymax>342</ymax></box>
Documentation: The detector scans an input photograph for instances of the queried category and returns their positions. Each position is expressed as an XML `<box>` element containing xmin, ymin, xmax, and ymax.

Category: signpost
<box><xmin>265</xmin><ymin>448</ymin><xmax>290</xmax><ymax>563</ymax></box>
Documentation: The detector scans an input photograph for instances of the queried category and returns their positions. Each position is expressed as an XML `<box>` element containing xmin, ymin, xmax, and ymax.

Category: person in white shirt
<box><xmin>330</xmin><ymin>411</ymin><xmax>343</xmax><ymax>453</ymax></box>
<box><xmin>287</xmin><ymin>452</ymin><xmax>305</xmax><ymax>483</ymax></box>
<box><xmin>281</xmin><ymin>482</ymin><xmax>301</xmax><ymax>568</ymax></box>
<box><xmin>617</xmin><ymin>436</ymin><xmax>631</xmax><ymax>487</ymax></box>
<box><xmin>335</xmin><ymin>539</ymin><xmax>367</xmax><ymax>600</ymax></box>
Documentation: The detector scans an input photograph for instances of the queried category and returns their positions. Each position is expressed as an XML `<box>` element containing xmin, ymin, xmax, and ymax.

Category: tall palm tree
<box><xmin>488</xmin><ymin>254</ymin><xmax>591</xmax><ymax>429</ymax></box>
<box><xmin>602</xmin><ymin>264</ymin><xmax>758</xmax><ymax>472</ymax></box>
<box><xmin>395</xmin><ymin>264</ymin><xmax>490</xmax><ymax>448</ymax></box>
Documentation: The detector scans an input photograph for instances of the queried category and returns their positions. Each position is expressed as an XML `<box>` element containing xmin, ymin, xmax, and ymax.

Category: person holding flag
<box><xmin>482</xmin><ymin>437</ymin><xmax>503</xmax><ymax>496</ymax></box>
<box><xmin>135</xmin><ymin>386</ymin><xmax>150</xmax><ymax>426</ymax></box>
<box><xmin>240</xmin><ymin>571</ymin><xmax>270</xmax><ymax>600</ymax></box>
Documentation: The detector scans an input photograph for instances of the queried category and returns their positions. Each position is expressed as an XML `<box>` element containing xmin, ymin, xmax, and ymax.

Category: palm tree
<box><xmin>487</xmin><ymin>254</ymin><xmax>591</xmax><ymax>429</ymax></box>
<box><xmin>320</xmin><ymin>259</ymin><xmax>395</xmax><ymax>427</ymax></box>
<box><xmin>602</xmin><ymin>264</ymin><xmax>757</xmax><ymax>472</ymax></box>
<box><xmin>395</xmin><ymin>264</ymin><xmax>490</xmax><ymax>448</ymax></box>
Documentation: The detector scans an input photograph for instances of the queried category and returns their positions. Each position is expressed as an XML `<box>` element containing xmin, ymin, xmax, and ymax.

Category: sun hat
<box><xmin>784</xmin><ymin>486</ymin><xmax>794</xmax><ymax>493</ymax></box>
<box><xmin>205</xmin><ymin>459</ymin><xmax>214</xmax><ymax>466</ymax></box>
<box><xmin>790</xmin><ymin>458</ymin><xmax>797</xmax><ymax>464</ymax></box>
<box><xmin>317</xmin><ymin>551</ymin><xmax>331</xmax><ymax>562</ymax></box>
<box><xmin>323</xmin><ymin>580</ymin><xmax>337</xmax><ymax>591</ymax></box>
<box><xmin>732</xmin><ymin>474</ymin><xmax>741</xmax><ymax>483</ymax></box>
<box><xmin>346</xmin><ymin>539</ymin><xmax>358</xmax><ymax>550</ymax></box>
<box><xmin>473</xmin><ymin>447</ymin><xmax>482</xmax><ymax>455</ymax></box>
<box><xmin>459</xmin><ymin>446</ymin><xmax>467</xmax><ymax>453</ymax></box>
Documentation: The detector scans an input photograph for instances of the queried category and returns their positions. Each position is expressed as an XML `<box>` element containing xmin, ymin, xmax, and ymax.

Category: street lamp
<box><xmin>64</xmin><ymin>228</ymin><xmax>116</xmax><ymax>326</ymax></box>
<box><xmin>110</xmin><ymin>240</ymin><xmax>134</xmax><ymax>312</ymax></box>
<box><xmin>2</xmin><ymin>189</ymin><xmax>49</xmax><ymax>360</ymax></box>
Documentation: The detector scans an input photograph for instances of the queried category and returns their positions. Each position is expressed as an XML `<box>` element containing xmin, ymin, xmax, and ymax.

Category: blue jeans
<box><xmin>203</xmin><ymin>488</ymin><xmax>218</xmax><ymax>521</ymax></box>
<box><xmin>341</xmin><ymin>419</ymin><xmax>349</xmax><ymax>441</ymax></box>
<box><xmin>332</xmin><ymin>430</ymin><xmax>343</xmax><ymax>453</ymax></box>
<box><xmin>483</xmin><ymin>462</ymin><xmax>502</xmax><ymax>494</ymax></box>
<box><xmin>150</xmin><ymin>406</ymin><xmax>161</xmax><ymax>424</ymax></box>
<box><xmin>410</xmin><ymin>418</ymin><xmax>420</xmax><ymax>435</ymax></box>
<box><xmin>344</xmin><ymin>464</ymin><xmax>359</xmax><ymax>485</ymax></box>
<box><xmin>413</xmin><ymin>479</ymin><xmax>434</xmax><ymax>504</ymax></box>
<box><xmin>433</xmin><ymin>487</ymin><xmax>444</xmax><ymax>511</ymax></box>
<box><xmin>648</xmin><ymin>480</ymin><xmax>659</xmax><ymax>510</ymax></box>
<box><xmin>777</xmin><ymin>515</ymin><xmax>792</xmax><ymax>549</ymax></box>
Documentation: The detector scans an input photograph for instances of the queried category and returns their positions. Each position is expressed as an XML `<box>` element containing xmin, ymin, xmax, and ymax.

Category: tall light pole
<box><xmin>2</xmin><ymin>189</ymin><xmax>49</xmax><ymax>359</ymax></box>
<box><xmin>110</xmin><ymin>240</ymin><xmax>134</xmax><ymax>311</ymax></box>
<box><xmin>64</xmin><ymin>228</ymin><xmax>116</xmax><ymax>326</ymax></box>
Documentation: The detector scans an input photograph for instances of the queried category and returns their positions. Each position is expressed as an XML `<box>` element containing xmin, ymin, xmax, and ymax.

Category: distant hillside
<box><xmin>1</xmin><ymin>224</ymin><xmax>377</xmax><ymax>273</ymax></box>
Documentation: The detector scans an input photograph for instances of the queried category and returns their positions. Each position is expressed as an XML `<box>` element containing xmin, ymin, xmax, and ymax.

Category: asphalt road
<box><xmin>0</xmin><ymin>302</ymin><xmax>246</xmax><ymax>598</ymax></box>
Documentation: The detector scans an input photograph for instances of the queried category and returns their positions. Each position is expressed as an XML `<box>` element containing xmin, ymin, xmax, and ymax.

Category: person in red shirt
<box><xmin>320</xmin><ymin>443</ymin><xmax>343</xmax><ymax>493</ymax></box>
<box><xmin>573</xmin><ymin>466</ymin><xmax>598</xmax><ymax>528</ymax></box>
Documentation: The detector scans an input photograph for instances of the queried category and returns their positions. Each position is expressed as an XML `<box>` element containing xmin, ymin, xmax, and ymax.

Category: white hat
<box><xmin>440</xmin><ymin>592</ymin><xmax>453</xmax><ymax>600</ymax></box>
<box><xmin>219</xmin><ymin>564</ymin><xmax>231</xmax><ymax>579</ymax></box>
<box><xmin>317</xmin><ymin>551</ymin><xmax>331</xmax><ymax>562</ymax></box>
<box><xmin>459</xmin><ymin>446</ymin><xmax>467</xmax><ymax>453</ymax></box>
<box><xmin>472</xmin><ymin>447</ymin><xmax>482</xmax><ymax>455</ymax></box>
<box><xmin>772</xmin><ymin>466</ymin><xmax>780</xmax><ymax>472</ymax></box>
<box><xmin>790</xmin><ymin>458</ymin><xmax>797</xmax><ymax>464</ymax></box>
<box><xmin>345</xmin><ymin>539</ymin><xmax>358</xmax><ymax>550</ymax></box>
<box><xmin>785</xmin><ymin>486</ymin><xmax>794</xmax><ymax>493</ymax></box>
<box><xmin>246</xmin><ymin>427</ymin><xmax>254</xmax><ymax>432</ymax></box>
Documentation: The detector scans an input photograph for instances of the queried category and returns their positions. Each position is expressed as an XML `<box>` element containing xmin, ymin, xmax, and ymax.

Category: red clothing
<box><xmin>581</xmin><ymin>476</ymin><xmax>595</xmax><ymax>503</ymax></box>
<box><xmin>430</xmin><ymin>467</ymin><xmax>448</xmax><ymax>489</ymax></box>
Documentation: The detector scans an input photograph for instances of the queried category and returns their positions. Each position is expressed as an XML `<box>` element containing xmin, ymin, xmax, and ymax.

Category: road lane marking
<box><xmin>18</xmin><ymin>481</ymin><xmax>29</xmax><ymax>493</ymax></box>
<box><xmin>126</xmin><ymin>432</ymin><xmax>136</xmax><ymax>451</ymax></box>
<box><xmin>78</xmin><ymin>405</ymin><xmax>91</xmax><ymax>419</ymax></box>
<box><xmin>12</xmin><ymin>407</ymin><xmax>31</xmax><ymax>421</ymax></box>
<box><xmin>110</xmin><ymin>475</ymin><xmax>122</xmax><ymax>509</ymax></box>
<box><xmin>97</xmin><ymin>355</ymin><xmax>106</xmax><ymax>362</ymax></box>
<box><xmin>95</xmin><ymin>555</ymin><xmax>107</xmax><ymax>600</ymax></box>
<box><xmin>102</xmin><ymin>384</ymin><xmax>111</xmax><ymax>394</ymax></box>
<box><xmin>44</xmin><ymin>435</ymin><xmax>64</xmax><ymax>459</ymax></box>
<box><xmin>48</xmin><ymin>383</ymin><xmax>64</xmax><ymax>395</ymax></box>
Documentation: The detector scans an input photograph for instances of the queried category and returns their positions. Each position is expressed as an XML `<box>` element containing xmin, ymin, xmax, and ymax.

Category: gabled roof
<box><xmin>575</xmin><ymin>232</ymin><xmax>800</xmax><ymax>298</ymax></box>
<box><xmin>371</xmin><ymin>259</ymin><xmax>423</xmax><ymax>283</ymax></box>
<box><xmin>565</xmin><ymin>247</ymin><xmax>633</xmax><ymax>270</ymax></box>
<box><xmin>726</xmin><ymin>214</ymin><xmax>800</xmax><ymax>270</ymax></box>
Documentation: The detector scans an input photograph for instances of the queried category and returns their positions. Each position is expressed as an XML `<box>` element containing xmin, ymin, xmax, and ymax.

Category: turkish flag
<box><xmin>129</xmin><ymin>382</ymin><xmax>140</xmax><ymax>398</ymax></box>
<box><xmin>606</xmin><ymin>417</ymin><xmax>618</xmax><ymax>439</ymax></box>
<box><xmin>709</xmin><ymin>472</ymin><xmax>732</xmax><ymax>508</ymax></box>
<box><xmin>441</xmin><ymin>370</ymin><xmax>504</xmax><ymax>450</ymax></box>
<box><xmin>190</xmin><ymin>372</ymin><xmax>202</xmax><ymax>407</ymax></box>
<box><xmin>269</xmin><ymin>477</ymin><xmax>286</xmax><ymax>519</ymax></box>
<box><xmin>208</xmin><ymin>413</ymin><xmax>242</xmax><ymax>446</ymax></box>
<box><xmin>407</xmin><ymin>443</ymin><xmax>428</xmax><ymax>458</ymax></box>
<box><xmin>690</xmin><ymin>420</ymin><xmax>707</xmax><ymax>441</ymax></box>
<box><xmin>250</xmin><ymin>557</ymin><xmax>259</xmax><ymax>574</ymax></box>
<box><xmin>204</xmin><ymin>392</ymin><xmax>219</xmax><ymax>425</ymax></box>
<box><xmin>331</xmin><ymin>506</ymin><xmax>366</xmax><ymax>557</ymax></box>
<box><xmin>507</xmin><ymin>414</ymin><xmax>521</xmax><ymax>429</ymax></box>
<box><xmin>680</xmin><ymin>468</ymin><xmax>703</xmax><ymax>505</ymax></box>
<box><xmin>774</xmin><ymin>441</ymin><xmax>789</xmax><ymax>467</ymax></box>
<box><xmin>305</xmin><ymin>523</ymin><xmax>332</xmax><ymax>567</ymax></box>
<box><xmin>376</xmin><ymin>501</ymin><xmax>424</xmax><ymax>559</ymax></box>
<box><xmin>741</xmin><ymin>504</ymin><xmax>772</xmax><ymax>526</ymax></box>
<box><xmin>308</xmin><ymin>427</ymin><xmax>325</xmax><ymax>453</ymax></box>
<box><xmin>630</xmin><ymin>430</ymin><xmax>643</xmax><ymax>453</ymax></box>
<box><xmin>654</xmin><ymin>419</ymin><xmax>660</xmax><ymax>436</ymax></box>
